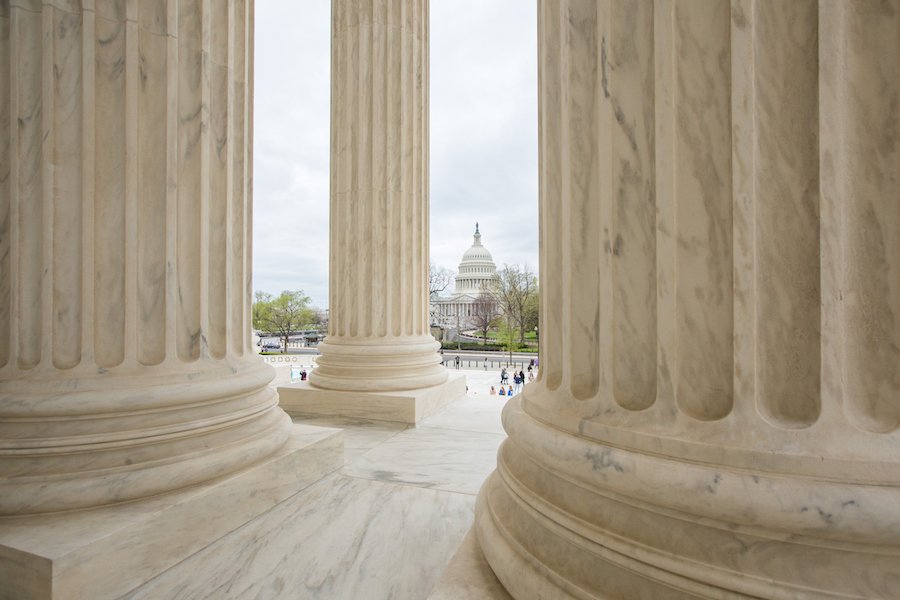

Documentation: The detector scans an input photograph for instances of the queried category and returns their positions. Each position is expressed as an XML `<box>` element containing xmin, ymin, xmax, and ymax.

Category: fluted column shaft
<box><xmin>476</xmin><ymin>2</ymin><xmax>900</xmax><ymax>598</ymax></box>
<box><xmin>310</xmin><ymin>0</ymin><xmax>447</xmax><ymax>393</ymax></box>
<box><xmin>0</xmin><ymin>0</ymin><xmax>291</xmax><ymax>516</ymax></box>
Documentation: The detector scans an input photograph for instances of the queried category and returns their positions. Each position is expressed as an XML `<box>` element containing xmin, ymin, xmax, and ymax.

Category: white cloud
<box><xmin>253</xmin><ymin>0</ymin><xmax>539</xmax><ymax>308</ymax></box>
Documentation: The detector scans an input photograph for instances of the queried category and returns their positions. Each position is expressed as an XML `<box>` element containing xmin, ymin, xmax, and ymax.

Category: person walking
<box><xmin>484</xmin><ymin>357</ymin><xmax>488</xmax><ymax>371</ymax></box>
<box><xmin>455</xmin><ymin>355</ymin><xmax>460</xmax><ymax>370</ymax></box>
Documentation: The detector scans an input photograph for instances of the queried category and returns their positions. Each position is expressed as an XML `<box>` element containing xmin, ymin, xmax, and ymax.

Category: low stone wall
<box><xmin>261</xmin><ymin>355</ymin><xmax>317</xmax><ymax>366</ymax></box>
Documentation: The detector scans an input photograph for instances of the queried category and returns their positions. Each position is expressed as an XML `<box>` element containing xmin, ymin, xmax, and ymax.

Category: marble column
<box><xmin>306</xmin><ymin>0</ymin><xmax>449</xmax><ymax>394</ymax></box>
<box><xmin>475</xmin><ymin>1</ymin><xmax>900</xmax><ymax>598</ymax></box>
<box><xmin>0</xmin><ymin>0</ymin><xmax>292</xmax><ymax>516</ymax></box>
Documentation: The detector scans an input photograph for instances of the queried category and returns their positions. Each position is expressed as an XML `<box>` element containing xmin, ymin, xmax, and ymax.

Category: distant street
<box><xmin>258</xmin><ymin>338</ymin><xmax>538</xmax><ymax>369</ymax></box>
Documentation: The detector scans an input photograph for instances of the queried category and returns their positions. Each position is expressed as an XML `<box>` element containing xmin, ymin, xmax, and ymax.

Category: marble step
<box><xmin>278</xmin><ymin>371</ymin><xmax>468</xmax><ymax>424</ymax></box>
<box><xmin>122</xmin><ymin>473</ymin><xmax>475</xmax><ymax>600</ymax></box>
<box><xmin>0</xmin><ymin>424</ymin><xmax>344</xmax><ymax>600</ymax></box>
<box><xmin>427</xmin><ymin>527</ymin><xmax>513</xmax><ymax>600</ymax></box>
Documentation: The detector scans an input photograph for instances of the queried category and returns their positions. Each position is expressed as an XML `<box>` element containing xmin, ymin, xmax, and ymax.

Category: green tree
<box><xmin>523</xmin><ymin>289</ymin><xmax>539</xmax><ymax>342</ymax></box>
<box><xmin>498</xmin><ymin>316</ymin><xmax>519</xmax><ymax>364</ymax></box>
<box><xmin>253</xmin><ymin>290</ymin><xmax>313</xmax><ymax>353</ymax></box>
<box><xmin>253</xmin><ymin>290</ymin><xmax>273</xmax><ymax>331</ymax></box>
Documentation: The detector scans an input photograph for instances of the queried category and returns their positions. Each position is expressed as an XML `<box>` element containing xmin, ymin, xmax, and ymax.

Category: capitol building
<box><xmin>431</xmin><ymin>224</ymin><xmax>499</xmax><ymax>327</ymax></box>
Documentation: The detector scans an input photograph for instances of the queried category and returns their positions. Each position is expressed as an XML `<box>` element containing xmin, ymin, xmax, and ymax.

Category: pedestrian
<box><xmin>501</xmin><ymin>368</ymin><xmax>508</xmax><ymax>385</ymax></box>
<box><xmin>484</xmin><ymin>357</ymin><xmax>488</xmax><ymax>371</ymax></box>
<box><xmin>300</xmin><ymin>369</ymin><xmax>307</xmax><ymax>381</ymax></box>
<box><xmin>519</xmin><ymin>370</ymin><xmax>525</xmax><ymax>386</ymax></box>
<box><xmin>528</xmin><ymin>371</ymin><xmax>534</xmax><ymax>382</ymax></box>
<box><xmin>455</xmin><ymin>355</ymin><xmax>460</xmax><ymax>370</ymax></box>
<box><xmin>530</xmin><ymin>358</ymin><xmax>535</xmax><ymax>368</ymax></box>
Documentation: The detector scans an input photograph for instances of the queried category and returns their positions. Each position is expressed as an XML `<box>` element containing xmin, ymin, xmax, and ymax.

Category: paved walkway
<box><xmin>128</xmin><ymin>370</ymin><xmax>516</xmax><ymax>599</ymax></box>
<box><xmin>444</xmin><ymin>367</ymin><xmax>537</xmax><ymax>397</ymax></box>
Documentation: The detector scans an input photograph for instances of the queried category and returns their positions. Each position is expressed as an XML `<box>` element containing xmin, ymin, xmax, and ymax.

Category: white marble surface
<box><xmin>426</xmin><ymin>527</ymin><xmax>512</xmax><ymax>600</ymax></box>
<box><xmin>0</xmin><ymin>0</ymin><xmax>287</xmax><ymax>524</ymax></box>
<box><xmin>116</xmin><ymin>390</ymin><xmax>508</xmax><ymax>600</ymax></box>
<box><xmin>291</xmin><ymin>413</ymin><xmax>409</xmax><ymax>461</ymax></box>
<box><xmin>123</xmin><ymin>474</ymin><xmax>475</xmax><ymax>600</ymax></box>
<box><xmin>269</xmin><ymin>364</ymin><xmax>294</xmax><ymax>388</ymax></box>
<box><xmin>314</xmin><ymin>0</ymin><xmax>447</xmax><ymax>394</ymax></box>
<box><xmin>0</xmin><ymin>425</ymin><xmax>343</xmax><ymax>600</ymax></box>
<box><xmin>279</xmin><ymin>372</ymin><xmax>466</xmax><ymax>424</ymax></box>
<box><xmin>419</xmin><ymin>395</ymin><xmax>507</xmax><ymax>435</ymax></box>
<box><xmin>475</xmin><ymin>3</ymin><xmax>900</xmax><ymax>599</ymax></box>
<box><xmin>342</xmin><ymin>426</ymin><xmax>506</xmax><ymax>496</ymax></box>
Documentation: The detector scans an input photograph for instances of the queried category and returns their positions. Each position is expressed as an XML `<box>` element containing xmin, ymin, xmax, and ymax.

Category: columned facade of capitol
<box><xmin>431</xmin><ymin>224</ymin><xmax>499</xmax><ymax>327</ymax></box>
<box><xmin>2</xmin><ymin>1</ymin><xmax>899</xmax><ymax>599</ymax></box>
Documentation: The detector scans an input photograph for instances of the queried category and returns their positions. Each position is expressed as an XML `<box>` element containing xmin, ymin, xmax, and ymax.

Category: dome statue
<box><xmin>455</xmin><ymin>224</ymin><xmax>499</xmax><ymax>296</ymax></box>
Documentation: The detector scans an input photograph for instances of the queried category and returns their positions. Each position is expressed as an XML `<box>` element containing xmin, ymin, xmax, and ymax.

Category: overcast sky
<box><xmin>252</xmin><ymin>1</ymin><xmax>539</xmax><ymax>308</ymax></box>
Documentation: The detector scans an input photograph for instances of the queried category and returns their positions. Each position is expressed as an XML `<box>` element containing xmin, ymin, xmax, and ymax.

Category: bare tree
<box><xmin>471</xmin><ymin>292</ymin><xmax>501</xmax><ymax>345</ymax></box>
<box><xmin>429</xmin><ymin>261</ymin><xmax>454</xmax><ymax>296</ymax></box>
<box><xmin>496</xmin><ymin>264</ymin><xmax>537</xmax><ymax>343</ymax></box>
<box><xmin>429</xmin><ymin>261</ymin><xmax>455</xmax><ymax>329</ymax></box>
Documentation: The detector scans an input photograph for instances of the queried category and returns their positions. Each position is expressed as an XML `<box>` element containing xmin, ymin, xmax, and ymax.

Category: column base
<box><xmin>277</xmin><ymin>371</ymin><xmax>467</xmax><ymax>424</ymax></box>
<box><xmin>475</xmin><ymin>397</ymin><xmax>900</xmax><ymax>600</ymax></box>
<box><xmin>426</xmin><ymin>526</ymin><xmax>513</xmax><ymax>600</ymax></box>
<box><xmin>0</xmin><ymin>424</ymin><xmax>343</xmax><ymax>600</ymax></box>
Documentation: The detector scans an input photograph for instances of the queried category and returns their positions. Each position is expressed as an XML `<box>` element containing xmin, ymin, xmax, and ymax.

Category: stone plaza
<box><xmin>2</xmin><ymin>0</ymin><xmax>900</xmax><ymax>599</ymax></box>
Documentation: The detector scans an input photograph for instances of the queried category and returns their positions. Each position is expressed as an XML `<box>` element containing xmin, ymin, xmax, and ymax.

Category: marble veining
<box><xmin>418</xmin><ymin>395</ymin><xmax>507</xmax><ymax>436</ymax></box>
<box><xmin>123</xmin><ymin>474</ymin><xmax>475</xmax><ymax>600</ymax></box>
<box><xmin>291</xmin><ymin>413</ymin><xmax>409</xmax><ymax>461</ymax></box>
<box><xmin>426</xmin><ymin>527</ymin><xmax>512</xmax><ymax>600</ymax></box>
<box><xmin>476</xmin><ymin>2</ymin><xmax>900</xmax><ymax>599</ymax></box>
<box><xmin>342</xmin><ymin>426</ymin><xmax>507</xmax><ymax>496</ymax></box>
<box><xmin>311</xmin><ymin>0</ymin><xmax>448</xmax><ymax>395</ymax></box>
<box><xmin>0</xmin><ymin>0</ymin><xmax>290</xmax><ymax>524</ymax></box>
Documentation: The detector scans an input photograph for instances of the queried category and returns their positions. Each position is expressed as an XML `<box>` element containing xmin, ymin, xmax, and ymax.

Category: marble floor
<box><xmin>126</xmin><ymin>371</ymin><xmax>517</xmax><ymax>599</ymax></box>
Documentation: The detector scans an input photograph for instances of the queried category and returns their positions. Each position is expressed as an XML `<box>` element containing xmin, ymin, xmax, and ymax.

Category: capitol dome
<box><xmin>455</xmin><ymin>224</ymin><xmax>499</xmax><ymax>296</ymax></box>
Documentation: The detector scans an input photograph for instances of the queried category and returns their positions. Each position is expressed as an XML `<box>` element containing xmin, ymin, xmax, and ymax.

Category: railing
<box><xmin>441</xmin><ymin>357</ymin><xmax>536</xmax><ymax>372</ymax></box>
<box><xmin>260</xmin><ymin>353</ymin><xmax>536</xmax><ymax>374</ymax></box>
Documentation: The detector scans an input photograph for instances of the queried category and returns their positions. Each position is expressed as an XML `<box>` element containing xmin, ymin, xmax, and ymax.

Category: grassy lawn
<box><xmin>472</xmin><ymin>331</ymin><xmax>537</xmax><ymax>341</ymax></box>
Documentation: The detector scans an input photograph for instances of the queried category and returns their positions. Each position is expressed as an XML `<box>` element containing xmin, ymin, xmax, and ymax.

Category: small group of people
<box><xmin>291</xmin><ymin>366</ymin><xmax>310</xmax><ymax>382</ymax></box>
<box><xmin>491</xmin><ymin>364</ymin><xmax>535</xmax><ymax>396</ymax></box>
